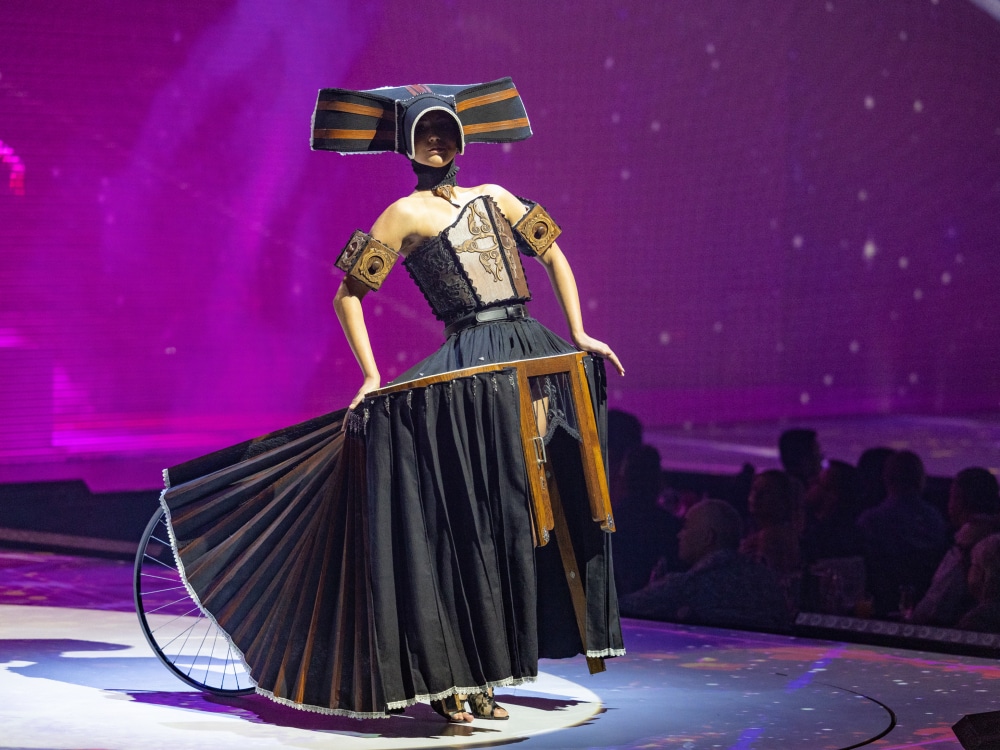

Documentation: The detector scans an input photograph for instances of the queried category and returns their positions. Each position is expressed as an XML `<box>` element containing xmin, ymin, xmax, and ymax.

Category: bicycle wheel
<box><xmin>134</xmin><ymin>505</ymin><xmax>255</xmax><ymax>695</ymax></box>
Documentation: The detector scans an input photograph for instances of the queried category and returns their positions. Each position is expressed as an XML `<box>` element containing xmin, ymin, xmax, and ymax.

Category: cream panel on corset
<box><xmin>446</xmin><ymin>198</ymin><xmax>519</xmax><ymax>305</ymax></box>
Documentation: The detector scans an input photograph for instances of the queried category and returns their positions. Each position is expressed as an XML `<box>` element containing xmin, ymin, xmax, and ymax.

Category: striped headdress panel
<box><xmin>311</xmin><ymin>77</ymin><xmax>531</xmax><ymax>154</ymax></box>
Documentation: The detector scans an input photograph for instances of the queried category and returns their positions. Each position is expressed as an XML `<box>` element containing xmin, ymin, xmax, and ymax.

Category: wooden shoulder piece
<box><xmin>335</xmin><ymin>230</ymin><xmax>399</xmax><ymax>291</ymax></box>
<box><xmin>512</xmin><ymin>202</ymin><xmax>561</xmax><ymax>257</ymax></box>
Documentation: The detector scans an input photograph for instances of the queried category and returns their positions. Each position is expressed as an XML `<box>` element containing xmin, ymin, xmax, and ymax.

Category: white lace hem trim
<box><xmin>154</xmin><ymin>477</ymin><xmax>621</xmax><ymax>719</ymax></box>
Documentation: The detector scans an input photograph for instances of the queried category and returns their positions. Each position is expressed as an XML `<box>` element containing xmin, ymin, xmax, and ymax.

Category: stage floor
<box><xmin>0</xmin><ymin>550</ymin><xmax>995</xmax><ymax>750</ymax></box>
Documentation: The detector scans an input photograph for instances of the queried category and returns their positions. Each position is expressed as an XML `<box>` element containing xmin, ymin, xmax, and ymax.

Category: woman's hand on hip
<box><xmin>572</xmin><ymin>332</ymin><xmax>625</xmax><ymax>376</ymax></box>
<box><xmin>349</xmin><ymin>374</ymin><xmax>382</xmax><ymax>410</ymax></box>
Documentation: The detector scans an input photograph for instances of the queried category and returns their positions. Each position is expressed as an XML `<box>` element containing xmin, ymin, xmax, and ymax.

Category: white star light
<box><xmin>659</xmin><ymin>331</ymin><xmax>671</xmax><ymax>345</ymax></box>
<box><xmin>941</xmin><ymin>271</ymin><xmax>952</xmax><ymax>284</ymax></box>
<box><xmin>865</xmin><ymin>96</ymin><xmax>875</xmax><ymax>109</ymax></box>
<box><xmin>863</xmin><ymin>240</ymin><xmax>878</xmax><ymax>260</ymax></box>
<box><xmin>899</xmin><ymin>257</ymin><xmax>909</xmax><ymax>269</ymax></box>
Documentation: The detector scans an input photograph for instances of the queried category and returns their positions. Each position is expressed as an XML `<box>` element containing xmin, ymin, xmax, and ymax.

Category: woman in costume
<box><xmin>161</xmin><ymin>78</ymin><xmax>624</xmax><ymax>723</ymax></box>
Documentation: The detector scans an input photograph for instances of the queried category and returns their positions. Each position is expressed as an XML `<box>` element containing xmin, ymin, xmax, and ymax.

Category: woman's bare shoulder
<box><xmin>475</xmin><ymin>184</ymin><xmax>526</xmax><ymax>220</ymax></box>
<box><xmin>475</xmin><ymin>183</ymin><xmax>514</xmax><ymax>200</ymax></box>
<box><xmin>370</xmin><ymin>195</ymin><xmax>423</xmax><ymax>248</ymax></box>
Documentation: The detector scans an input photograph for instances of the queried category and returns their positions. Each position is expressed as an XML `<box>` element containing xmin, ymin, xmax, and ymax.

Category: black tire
<box><xmin>134</xmin><ymin>506</ymin><xmax>255</xmax><ymax>695</ymax></box>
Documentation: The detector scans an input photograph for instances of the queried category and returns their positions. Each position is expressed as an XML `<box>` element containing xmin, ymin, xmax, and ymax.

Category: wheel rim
<box><xmin>134</xmin><ymin>506</ymin><xmax>255</xmax><ymax>695</ymax></box>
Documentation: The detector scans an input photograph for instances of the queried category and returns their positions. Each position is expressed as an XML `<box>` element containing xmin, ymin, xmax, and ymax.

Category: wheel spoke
<box><xmin>135</xmin><ymin>507</ymin><xmax>253</xmax><ymax>695</ymax></box>
<box><xmin>142</xmin><ymin>553</ymin><xmax>179</xmax><ymax>572</ymax></box>
<box><xmin>140</xmin><ymin>583</ymin><xmax>187</xmax><ymax>597</ymax></box>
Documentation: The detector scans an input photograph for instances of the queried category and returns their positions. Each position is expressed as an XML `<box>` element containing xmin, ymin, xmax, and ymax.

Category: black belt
<box><xmin>444</xmin><ymin>304</ymin><xmax>528</xmax><ymax>337</ymax></box>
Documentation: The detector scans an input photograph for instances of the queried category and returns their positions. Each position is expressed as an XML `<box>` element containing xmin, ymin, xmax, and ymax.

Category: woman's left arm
<box><xmin>489</xmin><ymin>185</ymin><xmax>624</xmax><ymax>376</ymax></box>
<box><xmin>536</xmin><ymin>241</ymin><xmax>625</xmax><ymax>376</ymax></box>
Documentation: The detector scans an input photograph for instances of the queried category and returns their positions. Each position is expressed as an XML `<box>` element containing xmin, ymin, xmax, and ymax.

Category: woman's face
<box><xmin>412</xmin><ymin>110</ymin><xmax>460</xmax><ymax>167</ymax></box>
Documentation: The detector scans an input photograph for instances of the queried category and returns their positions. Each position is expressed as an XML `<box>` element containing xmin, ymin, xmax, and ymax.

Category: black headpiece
<box><xmin>310</xmin><ymin>77</ymin><xmax>531</xmax><ymax>158</ymax></box>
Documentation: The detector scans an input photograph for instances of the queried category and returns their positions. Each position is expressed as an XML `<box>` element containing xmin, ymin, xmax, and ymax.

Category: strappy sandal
<box><xmin>466</xmin><ymin>688</ymin><xmax>509</xmax><ymax>720</ymax></box>
<box><xmin>430</xmin><ymin>694</ymin><xmax>472</xmax><ymax>723</ymax></box>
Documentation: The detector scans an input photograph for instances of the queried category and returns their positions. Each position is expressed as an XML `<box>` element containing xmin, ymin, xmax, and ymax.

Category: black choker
<box><xmin>412</xmin><ymin>160</ymin><xmax>459</xmax><ymax>205</ymax></box>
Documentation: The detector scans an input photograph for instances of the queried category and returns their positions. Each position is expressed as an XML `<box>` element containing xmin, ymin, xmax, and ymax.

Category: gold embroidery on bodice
<box><xmin>453</xmin><ymin>200</ymin><xmax>504</xmax><ymax>282</ymax></box>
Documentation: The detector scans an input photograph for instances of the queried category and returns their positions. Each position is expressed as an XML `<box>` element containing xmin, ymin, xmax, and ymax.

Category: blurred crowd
<box><xmin>609</xmin><ymin>411</ymin><xmax>1000</xmax><ymax>635</ymax></box>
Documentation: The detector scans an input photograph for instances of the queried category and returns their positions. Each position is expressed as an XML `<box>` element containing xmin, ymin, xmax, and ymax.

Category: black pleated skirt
<box><xmin>161</xmin><ymin>316</ymin><xmax>624</xmax><ymax>717</ymax></box>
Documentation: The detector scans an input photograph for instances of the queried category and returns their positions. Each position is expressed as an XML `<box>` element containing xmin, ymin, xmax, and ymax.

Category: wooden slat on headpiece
<box><xmin>311</xmin><ymin>89</ymin><xmax>397</xmax><ymax>153</ymax></box>
<box><xmin>455</xmin><ymin>79</ymin><xmax>532</xmax><ymax>145</ymax></box>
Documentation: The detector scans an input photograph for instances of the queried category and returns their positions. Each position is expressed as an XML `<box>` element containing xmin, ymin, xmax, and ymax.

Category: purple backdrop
<box><xmin>2</xmin><ymin>0</ymin><xmax>1000</xmax><ymax>473</ymax></box>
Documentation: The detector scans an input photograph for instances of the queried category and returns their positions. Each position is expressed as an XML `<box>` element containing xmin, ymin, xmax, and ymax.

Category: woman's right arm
<box><xmin>334</xmin><ymin>275</ymin><xmax>381</xmax><ymax>409</ymax></box>
<box><xmin>334</xmin><ymin>202</ymin><xmax>408</xmax><ymax>409</ymax></box>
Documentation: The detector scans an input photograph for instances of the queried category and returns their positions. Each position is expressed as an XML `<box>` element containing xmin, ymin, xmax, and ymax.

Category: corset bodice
<box><xmin>403</xmin><ymin>195</ymin><xmax>533</xmax><ymax>325</ymax></box>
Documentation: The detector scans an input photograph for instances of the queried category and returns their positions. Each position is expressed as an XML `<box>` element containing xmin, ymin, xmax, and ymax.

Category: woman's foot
<box><xmin>430</xmin><ymin>694</ymin><xmax>473</xmax><ymax>723</ymax></box>
<box><xmin>466</xmin><ymin>688</ymin><xmax>509</xmax><ymax>720</ymax></box>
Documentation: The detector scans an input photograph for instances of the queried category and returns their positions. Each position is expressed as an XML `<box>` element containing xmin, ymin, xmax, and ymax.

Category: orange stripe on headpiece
<box><xmin>316</xmin><ymin>101</ymin><xmax>388</xmax><ymax>118</ymax></box>
<box><xmin>312</xmin><ymin>128</ymin><xmax>378</xmax><ymax>140</ymax></box>
<box><xmin>462</xmin><ymin>117</ymin><xmax>530</xmax><ymax>135</ymax></box>
<box><xmin>456</xmin><ymin>88</ymin><xmax>519</xmax><ymax>112</ymax></box>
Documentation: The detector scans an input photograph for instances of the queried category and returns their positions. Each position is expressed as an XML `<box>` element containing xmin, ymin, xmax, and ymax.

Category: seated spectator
<box><xmin>608</xmin><ymin>409</ymin><xmax>644</xmax><ymax>505</ymax></box>
<box><xmin>801</xmin><ymin>460</ymin><xmax>865</xmax><ymax>564</ymax></box>
<box><xmin>857</xmin><ymin>450</ymin><xmax>950</xmax><ymax>617</ymax></box>
<box><xmin>856</xmin><ymin>446</ymin><xmax>894</xmax><ymax>514</ymax></box>
<box><xmin>957</xmin><ymin>533</ymin><xmax>1000</xmax><ymax>633</ymax></box>
<box><xmin>911</xmin><ymin>468</ymin><xmax>1000</xmax><ymax>626</ymax></box>
<box><xmin>778</xmin><ymin>428</ymin><xmax>823</xmax><ymax>495</ymax></box>
<box><xmin>612</xmin><ymin>444</ymin><xmax>682</xmax><ymax>596</ymax></box>
<box><xmin>740</xmin><ymin>470</ymin><xmax>802</xmax><ymax>576</ymax></box>
<box><xmin>620</xmin><ymin>498</ymin><xmax>791</xmax><ymax>632</ymax></box>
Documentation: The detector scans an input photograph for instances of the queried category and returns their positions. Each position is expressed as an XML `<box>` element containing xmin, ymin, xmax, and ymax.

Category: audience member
<box><xmin>620</xmin><ymin>498</ymin><xmax>791</xmax><ymax>631</ymax></box>
<box><xmin>740</xmin><ymin>470</ymin><xmax>802</xmax><ymax>576</ymax></box>
<box><xmin>612</xmin><ymin>444</ymin><xmax>682</xmax><ymax>596</ymax></box>
<box><xmin>778</xmin><ymin>428</ymin><xmax>823</xmax><ymax>494</ymax></box>
<box><xmin>857</xmin><ymin>450</ymin><xmax>950</xmax><ymax>617</ymax></box>
<box><xmin>856</xmin><ymin>446</ymin><xmax>894</xmax><ymax>514</ymax></box>
<box><xmin>801</xmin><ymin>460</ymin><xmax>865</xmax><ymax>564</ymax></box>
<box><xmin>957</xmin><ymin>533</ymin><xmax>1000</xmax><ymax>633</ymax></box>
<box><xmin>911</xmin><ymin>468</ymin><xmax>1000</xmax><ymax>626</ymax></box>
<box><xmin>607</xmin><ymin>409</ymin><xmax>644</xmax><ymax>505</ymax></box>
